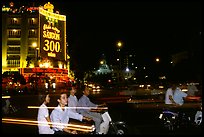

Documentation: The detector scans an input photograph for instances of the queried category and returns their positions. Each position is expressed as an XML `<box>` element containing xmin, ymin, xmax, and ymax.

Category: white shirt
<box><xmin>37</xmin><ymin>103</ymin><xmax>54</xmax><ymax>134</ymax></box>
<box><xmin>50</xmin><ymin>105</ymin><xmax>83</xmax><ymax>132</ymax></box>
<box><xmin>68</xmin><ymin>95</ymin><xmax>78</xmax><ymax>113</ymax></box>
<box><xmin>165</xmin><ymin>87</ymin><xmax>187</xmax><ymax>105</ymax></box>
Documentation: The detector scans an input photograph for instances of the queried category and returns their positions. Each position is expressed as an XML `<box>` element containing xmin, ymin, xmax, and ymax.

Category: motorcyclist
<box><xmin>165</xmin><ymin>83</ymin><xmax>188</xmax><ymax>106</ymax></box>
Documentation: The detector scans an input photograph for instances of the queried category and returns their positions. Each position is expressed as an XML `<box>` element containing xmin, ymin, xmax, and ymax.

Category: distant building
<box><xmin>94</xmin><ymin>57</ymin><xmax>112</xmax><ymax>75</ymax></box>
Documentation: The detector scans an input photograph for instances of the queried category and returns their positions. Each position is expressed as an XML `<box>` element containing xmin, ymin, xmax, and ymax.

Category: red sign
<box><xmin>22</xmin><ymin>68</ymin><xmax>68</xmax><ymax>74</ymax></box>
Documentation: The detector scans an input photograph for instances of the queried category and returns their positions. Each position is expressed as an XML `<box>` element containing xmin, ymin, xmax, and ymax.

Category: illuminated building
<box><xmin>2</xmin><ymin>2</ymin><xmax>74</xmax><ymax>88</ymax></box>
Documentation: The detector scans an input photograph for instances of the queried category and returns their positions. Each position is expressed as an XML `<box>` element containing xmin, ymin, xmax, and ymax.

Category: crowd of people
<box><xmin>36</xmin><ymin>82</ymin><xmax>201</xmax><ymax>134</ymax></box>
<box><xmin>37</xmin><ymin>85</ymin><xmax>106</xmax><ymax>134</ymax></box>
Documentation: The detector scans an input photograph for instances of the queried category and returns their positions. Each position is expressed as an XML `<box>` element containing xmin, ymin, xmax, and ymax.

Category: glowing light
<box><xmin>27</xmin><ymin>106</ymin><xmax>108</xmax><ymax>110</ymax></box>
<box><xmin>39</xmin><ymin>7</ymin><xmax>66</xmax><ymax>21</ymax></box>
<box><xmin>2</xmin><ymin>96</ymin><xmax>11</xmax><ymax>99</ymax></box>
<box><xmin>2</xmin><ymin>118</ymin><xmax>95</xmax><ymax>132</ymax></box>
<box><xmin>32</xmin><ymin>42</ymin><xmax>37</xmax><ymax>47</ymax></box>
<box><xmin>125</xmin><ymin>67</ymin><xmax>129</xmax><ymax>72</ymax></box>
<box><xmin>117</xmin><ymin>41</ymin><xmax>122</xmax><ymax>48</ymax></box>
<box><xmin>156</xmin><ymin>57</ymin><xmax>160</xmax><ymax>62</ymax></box>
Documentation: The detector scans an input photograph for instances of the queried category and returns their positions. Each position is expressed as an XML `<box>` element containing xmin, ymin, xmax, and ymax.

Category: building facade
<box><xmin>2</xmin><ymin>2</ymin><xmax>74</xmax><ymax>88</ymax></box>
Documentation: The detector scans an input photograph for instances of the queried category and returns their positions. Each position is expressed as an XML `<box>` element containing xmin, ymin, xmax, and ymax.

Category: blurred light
<box><xmin>45</xmin><ymin>83</ymin><xmax>48</xmax><ymax>89</ymax></box>
<box><xmin>2</xmin><ymin>118</ymin><xmax>95</xmax><ymax>132</ymax></box>
<box><xmin>2</xmin><ymin>96</ymin><xmax>11</xmax><ymax>99</ymax></box>
<box><xmin>58</xmin><ymin>63</ymin><xmax>63</xmax><ymax>69</ymax></box>
<box><xmin>139</xmin><ymin>85</ymin><xmax>144</xmax><ymax>88</ymax></box>
<box><xmin>182</xmin><ymin>89</ymin><xmax>188</xmax><ymax>92</ymax></box>
<box><xmin>52</xmin><ymin>83</ymin><xmax>56</xmax><ymax>89</ymax></box>
<box><xmin>125</xmin><ymin>67</ymin><xmax>129</xmax><ymax>72</ymax></box>
<box><xmin>117</xmin><ymin>58</ymin><xmax>119</xmax><ymax>61</ymax></box>
<box><xmin>159</xmin><ymin>86</ymin><xmax>164</xmax><ymax>89</ymax></box>
<box><xmin>117</xmin><ymin>41</ymin><xmax>122</xmax><ymax>48</ymax></box>
<box><xmin>156</xmin><ymin>58</ymin><xmax>160</xmax><ymax>62</ymax></box>
<box><xmin>32</xmin><ymin>42</ymin><xmax>37</xmax><ymax>48</ymax></box>
<box><xmin>100</xmin><ymin>61</ymin><xmax>104</xmax><ymax>64</ymax></box>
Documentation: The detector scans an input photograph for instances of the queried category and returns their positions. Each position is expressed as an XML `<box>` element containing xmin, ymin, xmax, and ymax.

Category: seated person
<box><xmin>50</xmin><ymin>92</ymin><xmax>91</xmax><ymax>134</ymax></box>
<box><xmin>37</xmin><ymin>93</ymin><xmax>54</xmax><ymax>134</ymax></box>
<box><xmin>165</xmin><ymin>83</ymin><xmax>187</xmax><ymax>106</ymax></box>
<box><xmin>77</xmin><ymin>86</ymin><xmax>106</xmax><ymax>134</ymax></box>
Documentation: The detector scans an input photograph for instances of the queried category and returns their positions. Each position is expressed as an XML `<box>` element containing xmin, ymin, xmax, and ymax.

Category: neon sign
<box><xmin>39</xmin><ymin>3</ymin><xmax>66</xmax><ymax>60</ymax></box>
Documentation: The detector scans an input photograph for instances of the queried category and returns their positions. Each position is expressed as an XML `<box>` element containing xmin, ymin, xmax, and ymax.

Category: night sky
<box><xmin>2</xmin><ymin>0</ymin><xmax>202</xmax><ymax>79</ymax></box>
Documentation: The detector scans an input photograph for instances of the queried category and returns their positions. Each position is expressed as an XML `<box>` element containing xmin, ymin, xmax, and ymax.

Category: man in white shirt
<box><xmin>50</xmin><ymin>92</ymin><xmax>91</xmax><ymax>134</ymax></box>
<box><xmin>165</xmin><ymin>83</ymin><xmax>188</xmax><ymax>106</ymax></box>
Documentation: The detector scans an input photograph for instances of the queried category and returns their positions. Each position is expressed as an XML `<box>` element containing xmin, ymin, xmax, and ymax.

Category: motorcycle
<box><xmin>90</xmin><ymin>107</ymin><xmax>128</xmax><ymax>134</ymax></box>
<box><xmin>158</xmin><ymin>108</ymin><xmax>191</xmax><ymax>131</ymax></box>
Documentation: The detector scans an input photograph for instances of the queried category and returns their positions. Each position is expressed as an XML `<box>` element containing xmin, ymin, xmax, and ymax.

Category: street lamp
<box><xmin>116</xmin><ymin>41</ymin><xmax>123</xmax><ymax>83</ymax></box>
<box><xmin>32</xmin><ymin>42</ymin><xmax>39</xmax><ymax>67</ymax></box>
<box><xmin>155</xmin><ymin>57</ymin><xmax>160</xmax><ymax>62</ymax></box>
<box><xmin>116</xmin><ymin>41</ymin><xmax>123</xmax><ymax>69</ymax></box>
<box><xmin>117</xmin><ymin>41</ymin><xmax>122</xmax><ymax>51</ymax></box>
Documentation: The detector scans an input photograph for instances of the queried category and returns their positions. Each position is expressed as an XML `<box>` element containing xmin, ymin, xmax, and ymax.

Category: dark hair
<box><xmin>56</xmin><ymin>92</ymin><xmax>68</xmax><ymax>100</ymax></box>
<box><xmin>38</xmin><ymin>92</ymin><xmax>49</xmax><ymax>105</ymax></box>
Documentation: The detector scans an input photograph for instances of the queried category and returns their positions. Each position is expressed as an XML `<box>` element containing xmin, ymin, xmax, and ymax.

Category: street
<box><xmin>2</xmin><ymin>89</ymin><xmax>202</xmax><ymax>135</ymax></box>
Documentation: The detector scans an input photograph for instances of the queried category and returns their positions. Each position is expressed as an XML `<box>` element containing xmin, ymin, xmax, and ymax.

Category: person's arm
<box><xmin>68</xmin><ymin>110</ymin><xmax>83</xmax><ymax>121</ymax></box>
<box><xmin>169</xmin><ymin>95</ymin><xmax>177</xmax><ymax>104</ymax></box>
<box><xmin>45</xmin><ymin>116</ymin><xmax>52</xmax><ymax>128</ymax></box>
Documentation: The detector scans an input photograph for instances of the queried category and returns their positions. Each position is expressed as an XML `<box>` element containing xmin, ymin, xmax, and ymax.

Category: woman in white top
<box><xmin>37</xmin><ymin>93</ymin><xmax>54</xmax><ymax>134</ymax></box>
<box><xmin>68</xmin><ymin>86</ymin><xmax>78</xmax><ymax>113</ymax></box>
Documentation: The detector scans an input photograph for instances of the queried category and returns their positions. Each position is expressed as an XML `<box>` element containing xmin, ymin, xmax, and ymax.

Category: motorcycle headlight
<box><xmin>159</xmin><ymin>114</ymin><xmax>163</xmax><ymax>119</ymax></box>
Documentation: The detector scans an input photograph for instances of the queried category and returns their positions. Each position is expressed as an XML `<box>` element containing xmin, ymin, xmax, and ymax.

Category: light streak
<box><xmin>27</xmin><ymin>106</ymin><xmax>108</xmax><ymax>110</ymax></box>
<box><xmin>2</xmin><ymin>96</ymin><xmax>11</xmax><ymax>99</ymax></box>
<box><xmin>2</xmin><ymin>118</ymin><xmax>95</xmax><ymax>132</ymax></box>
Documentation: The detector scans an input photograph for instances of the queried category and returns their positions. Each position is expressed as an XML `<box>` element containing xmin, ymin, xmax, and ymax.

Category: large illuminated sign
<box><xmin>39</xmin><ymin>4</ymin><xmax>66</xmax><ymax>61</ymax></box>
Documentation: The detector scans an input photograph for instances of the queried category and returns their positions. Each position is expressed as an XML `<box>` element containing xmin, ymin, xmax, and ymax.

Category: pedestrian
<box><xmin>50</xmin><ymin>92</ymin><xmax>91</xmax><ymax>134</ymax></box>
<box><xmin>37</xmin><ymin>93</ymin><xmax>54</xmax><ymax>134</ymax></box>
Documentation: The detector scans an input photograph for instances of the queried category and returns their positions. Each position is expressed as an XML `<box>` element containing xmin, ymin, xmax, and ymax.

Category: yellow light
<box><xmin>2</xmin><ymin>96</ymin><xmax>10</xmax><ymax>99</ymax></box>
<box><xmin>2</xmin><ymin>118</ymin><xmax>95</xmax><ymax>132</ymax></box>
<box><xmin>117</xmin><ymin>41</ymin><xmax>122</xmax><ymax>48</ymax></box>
<box><xmin>32</xmin><ymin>42</ymin><xmax>37</xmax><ymax>47</ymax></box>
<box><xmin>39</xmin><ymin>7</ymin><xmax>66</xmax><ymax>21</ymax></box>
<box><xmin>44</xmin><ymin>62</ymin><xmax>50</xmax><ymax>68</ymax></box>
<box><xmin>100</xmin><ymin>61</ymin><xmax>104</xmax><ymax>64</ymax></box>
<box><xmin>156</xmin><ymin>58</ymin><xmax>160</xmax><ymax>62</ymax></box>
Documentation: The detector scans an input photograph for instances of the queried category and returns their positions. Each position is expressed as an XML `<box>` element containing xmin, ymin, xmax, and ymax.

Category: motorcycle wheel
<box><xmin>116</xmin><ymin>128</ymin><xmax>125</xmax><ymax>135</ymax></box>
